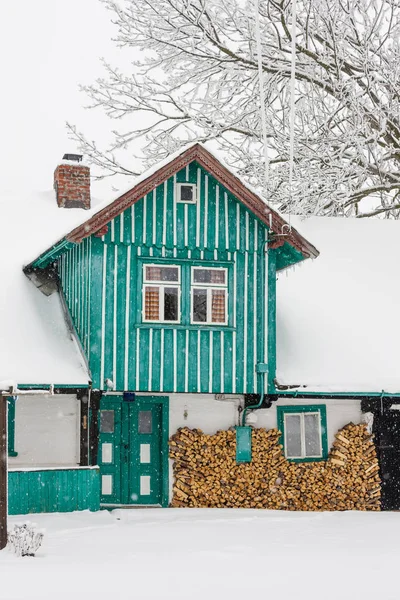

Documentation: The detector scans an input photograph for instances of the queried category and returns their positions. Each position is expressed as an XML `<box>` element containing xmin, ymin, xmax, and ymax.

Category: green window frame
<box><xmin>277</xmin><ymin>405</ymin><xmax>328</xmax><ymax>462</ymax></box>
<box><xmin>7</xmin><ymin>397</ymin><xmax>18</xmax><ymax>457</ymax></box>
<box><xmin>138</xmin><ymin>259</ymin><xmax>233</xmax><ymax>329</ymax></box>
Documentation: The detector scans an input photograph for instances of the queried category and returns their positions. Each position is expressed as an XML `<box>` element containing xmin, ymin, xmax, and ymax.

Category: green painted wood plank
<box><xmin>163</xmin><ymin>329</ymin><xmax>174</xmax><ymax>392</ymax></box>
<box><xmin>151</xmin><ymin>328</ymin><xmax>162</xmax><ymax>392</ymax></box>
<box><xmin>166</xmin><ymin>178</ymin><xmax>174</xmax><ymax>249</ymax></box>
<box><xmin>247</xmin><ymin>251</ymin><xmax>255</xmax><ymax>392</ymax></box>
<box><xmin>103</xmin><ymin>243</ymin><xmax>115</xmax><ymax>387</ymax></box>
<box><xmin>8</xmin><ymin>469</ymin><xmax>100</xmax><ymax>515</ymax></box>
<box><xmin>212</xmin><ymin>330</ymin><xmax>221</xmax><ymax>393</ymax></box>
<box><xmin>176</xmin><ymin>329</ymin><xmax>186</xmax><ymax>392</ymax></box>
<box><xmin>199</xmin><ymin>330</ymin><xmax>210</xmax><ymax>393</ymax></box>
<box><xmin>138</xmin><ymin>328</ymin><xmax>150</xmax><ymax>391</ymax></box>
<box><xmin>116</xmin><ymin>244</ymin><xmax>127</xmax><ymax>391</ymax></box>
<box><xmin>135</xmin><ymin>198</ymin><xmax>144</xmax><ymax>246</ymax></box>
<box><xmin>268</xmin><ymin>249</ymin><xmax>277</xmax><ymax>393</ymax></box>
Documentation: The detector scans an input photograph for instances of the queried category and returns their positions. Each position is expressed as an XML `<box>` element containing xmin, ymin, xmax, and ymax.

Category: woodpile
<box><xmin>169</xmin><ymin>423</ymin><xmax>381</xmax><ymax>511</ymax></box>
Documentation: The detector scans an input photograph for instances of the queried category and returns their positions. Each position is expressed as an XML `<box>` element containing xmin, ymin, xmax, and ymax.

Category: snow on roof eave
<box><xmin>27</xmin><ymin>143</ymin><xmax>319</xmax><ymax>270</ymax></box>
<box><xmin>275</xmin><ymin>381</ymin><xmax>400</xmax><ymax>396</ymax></box>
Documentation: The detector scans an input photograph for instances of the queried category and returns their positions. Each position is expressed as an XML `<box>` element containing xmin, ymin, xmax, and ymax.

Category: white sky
<box><xmin>0</xmin><ymin>0</ymin><xmax>120</xmax><ymax>199</ymax></box>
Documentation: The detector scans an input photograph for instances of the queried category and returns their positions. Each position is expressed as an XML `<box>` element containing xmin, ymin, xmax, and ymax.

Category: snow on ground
<box><xmin>1</xmin><ymin>509</ymin><xmax>399</xmax><ymax>600</ymax></box>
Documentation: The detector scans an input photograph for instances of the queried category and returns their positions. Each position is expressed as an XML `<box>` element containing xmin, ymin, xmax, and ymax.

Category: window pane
<box><xmin>179</xmin><ymin>185</ymin><xmax>195</xmax><ymax>202</ymax></box>
<box><xmin>102</xmin><ymin>443</ymin><xmax>113</xmax><ymax>464</ymax></box>
<box><xmin>145</xmin><ymin>266</ymin><xmax>179</xmax><ymax>282</ymax></box>
<box><xmin>102</xmin><ymin>475</ymin><xmax>113</xmax><ymax>495</ymax></box>
<box><xmin>164</xmin><ymin>287</ymin><xmax>178</xmax><ymax>321</ymax></box>
<box><xmin>193</xmin><ymin>269</ymin><xmax>226</xmax><ymax>284</ymax></box>
<box><xmin>304</xmin><ymin>413</ymin><xmax>322</xmax><ymax>457</ymax></box>
<box><xmin>285</xmin><ymin>414</ymin><xmax>302</xmax><ymax>458</ymax></box>
<box><xmin>145</xmin><ymin>286</ymin><xmax>160</xmax><ymax>320</ymax></box>
<box><xmin>100</xmin><ymin>410</ymin><xmax>114</xmax><ymax>433</ymax></box>
<box><xmin>139</xmin><ymin>411</ymin><xmax>152</xmax><ymax>434</ymax></box>
<box><xmin>140</xmin><ymin>475</ymin><xmax>151</xmax><ymax>495</ymax></box>
<box><xmin>193</xmin><ymin>288</ymin><xmax>207</xmax><ymax>322</ymax></box>
<box><xmin>211</xmin><ymin>289</ymin><xmax>226</xmax><ymax>323</ymax></box>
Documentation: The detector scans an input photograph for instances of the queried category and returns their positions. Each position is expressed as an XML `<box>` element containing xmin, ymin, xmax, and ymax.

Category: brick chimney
<box><xmin>54</xmin><ymin>154</ymin><xmax>91</xmax><ymax>209</ymax></box>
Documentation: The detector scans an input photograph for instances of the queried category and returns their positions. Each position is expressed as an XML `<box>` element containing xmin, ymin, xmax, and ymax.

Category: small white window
<box><xmin>284</xmin><ymin>412</ymin><xmax>322</xmax><ymax>459</ymax></box>
<box><xmin>191</xmin><ymin>267</ymin><xmax>228</xmax><ymax>325</ymax></box>
<box><xmin>143</xmin><ymin>264</ymin><xmax>180</xmax><ymax>323</ymax></box>
<box><xmin>176</xmin><ymin>183</ymin><xmax>197</xmax><ymax>203</ymax></box>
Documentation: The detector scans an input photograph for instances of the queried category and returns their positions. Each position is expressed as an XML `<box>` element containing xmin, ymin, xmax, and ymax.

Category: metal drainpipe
<box><xmin>242</xmin><ymin>373</ymin><xmax>267</xmax><ymax>426</ymax></box>
<box><xmin>242</xmin><ymin>237</ymin><xmax>269</xmax><ymax>426</ymax></box>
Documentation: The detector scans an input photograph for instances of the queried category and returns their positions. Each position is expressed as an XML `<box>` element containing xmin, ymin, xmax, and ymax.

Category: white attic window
<box><xmin>176</xmin><ymin>182</ymin><xmax>197</xmax><ymax>203</ymax></box>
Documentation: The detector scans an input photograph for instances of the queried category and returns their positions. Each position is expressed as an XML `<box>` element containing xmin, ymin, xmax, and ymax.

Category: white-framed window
<box><xmin>176</xmin><ymin>182</ymin><xmax>197</xmax><ymax>203</ymax></box>
<box><xmin>143</xmin><ymin>264</ymin><xmax>181</xmax><ymax>323</ymax></box>
<box><xmin>191</xmin><ymin>267</ymin><xmax>228</xmax><ymax>325</ymax></box>
<box><xmin>283</xmin><ymin>411</ymin><xmax>323</xmax><ymax>460</ymax></box>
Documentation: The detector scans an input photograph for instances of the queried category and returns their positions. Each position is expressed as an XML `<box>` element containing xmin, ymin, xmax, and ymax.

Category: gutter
<box><xmin>274</xmin><ymin>389</ymin><xmax>400</xmax><ymax>399</ymax></box>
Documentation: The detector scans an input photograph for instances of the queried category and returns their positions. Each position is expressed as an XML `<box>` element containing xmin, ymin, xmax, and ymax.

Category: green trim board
<box><xmin>28</xmin><ymin>238</ymin><xmax>75</xmax><ymax>269</ymax></box>
<box><xmin>7</xmin><ymin>397</ymin><xmax>17</xmax><ymax>457</ymax></box>
<box><xmin>277</xmin><ymin>404</ymin><xmax>328</xmax><ymax>462</ymax></box>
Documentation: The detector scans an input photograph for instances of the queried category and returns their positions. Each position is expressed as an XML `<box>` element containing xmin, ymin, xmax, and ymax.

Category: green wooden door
<box><xmin>98</xmin><ymin>396</ymin><xmax>168</xmax><ymax>506</ymax></box>
<box><xmin>98</xmin><ymin>400</ymin><xmax>123</xmax><ymax>505</ymax></box>
<box><xmin>129</xmin><ymin>401</ymin><xmax>162</xmax><ymax>505</ymax></box>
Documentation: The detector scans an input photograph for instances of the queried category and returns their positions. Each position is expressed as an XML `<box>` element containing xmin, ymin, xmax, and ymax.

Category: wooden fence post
<box><xmin>0</xmin><ymin>394</ymin><xmax>7</xmax><ymax>550</ymax></box>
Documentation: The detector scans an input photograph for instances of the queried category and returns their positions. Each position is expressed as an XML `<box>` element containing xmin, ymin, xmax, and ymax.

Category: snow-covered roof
<box><xmin>276</xmin><ymin>216</ymin><xmax>400</xmax><ymax>394</ymax></box>
<box><xmin>28</xmin><ymin>143</ymin><xmax>318</xmax><ymax>266</ymax></box>
<box><xmin>0</xmin><ymin>189</ymin><xmax>90</xmax><ymax>386</ymax></box>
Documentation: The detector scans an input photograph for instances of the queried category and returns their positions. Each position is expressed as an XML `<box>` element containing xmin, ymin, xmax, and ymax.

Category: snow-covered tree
<box><xmin>69</xmin><ymin>0</ymin><xmax>400</xmax><ymax>218</ymax></box>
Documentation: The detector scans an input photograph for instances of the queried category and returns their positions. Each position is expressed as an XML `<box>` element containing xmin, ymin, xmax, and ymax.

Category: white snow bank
<box><xmin>0</xmin><ymin>509</ymin><xmax>399</xmax><ymax>600</ymax></box>
<box><xmin>0</xmin><ymin>189</ymin><xmax>89</xmax><ymax>384</ymax></box>
<box><xmin>277</xmin><ymin>215</ymin><xmax>400</xmax><ymax>393</ymax></box>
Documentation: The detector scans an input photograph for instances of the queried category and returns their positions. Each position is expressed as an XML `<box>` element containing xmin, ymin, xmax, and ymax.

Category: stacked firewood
<box><xmin>169</xmin><ymin>423</ymin><xmax>381</xmax><ymax>511</ymax></box>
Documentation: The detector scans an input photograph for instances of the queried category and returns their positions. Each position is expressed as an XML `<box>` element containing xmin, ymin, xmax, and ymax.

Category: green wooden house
<box><xmin>10</xmin><ymin>143</ymin><xmax>394</xmax><ymax>513</ymax></box>
<box><xmin>15</xmin><ymin>143</ymin><xmax>317</xmax><ymax>509</ymax></box>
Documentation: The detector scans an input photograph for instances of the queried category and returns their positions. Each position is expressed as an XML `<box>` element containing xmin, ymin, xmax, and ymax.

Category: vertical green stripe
<box><xmin>268</xmin><ymin>248</ymin><xmax>276</xmax><ymax>393</ymax></box>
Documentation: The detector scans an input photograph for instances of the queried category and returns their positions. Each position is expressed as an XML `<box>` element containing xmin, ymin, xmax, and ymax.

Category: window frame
<box><xmin>277</xmin><ymin>404</ymin><xmax>328</xmax><ymax>462</ymax></box>
<box><xmin>176</xmin><ymin>182</ymin><xmax>197</xmax><ymax>204</ymax></box>
<box><xmin>142</xmin><ymin>264</ymin><xmax>181</xmax><ymax>324</ymax></box>
<box><xmin>190</xmin><ymin>266</ymin><xmax>228</xmax><ymax>326</ymax></box>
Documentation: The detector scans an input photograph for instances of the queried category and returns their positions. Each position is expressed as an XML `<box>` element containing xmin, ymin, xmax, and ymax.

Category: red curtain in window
<box><xmin>211</xmin><ymin>289</ymin><xmax>226</xmax><ymax>323</ymax></box>
<box><xmin>146</xmin><ymin>267</ymin><xmax>162</xmax><ymax>281</ymax></box>
<box><xmin>145</xmin><ymin>287</ymin><xmax>160</xmax><ymax>320</ymax></box>
<box><xmin>210</xmin><ymin>270</ymin><xmax>225</xmax><ymax>284</ymax></box>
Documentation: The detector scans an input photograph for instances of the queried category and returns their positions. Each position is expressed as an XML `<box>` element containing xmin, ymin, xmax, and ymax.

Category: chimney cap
<box><xmin>62</xmin><ymin>153</ymin><xmax>83</xmax><ymax>162</ymax></box>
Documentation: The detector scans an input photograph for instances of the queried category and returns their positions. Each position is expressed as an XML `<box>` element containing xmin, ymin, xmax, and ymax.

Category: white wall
<box><xmin>255</xmin><ymin>396</ymin><xmax>362</xmax><ymax>450</ymax></box>
<box><xmin>9</xmin><ymin>394</ymin><xmax>80</xmax><ymax>468</ymax></box>
<box><xmin>169</xmin><ymin>393</ymin><xmax>241</xmax><ymax>435</ymax></box>
<box><xmin>168</xmin><ymin>393</ymin><xmax>362</xmax><ymax>451</ymax></box>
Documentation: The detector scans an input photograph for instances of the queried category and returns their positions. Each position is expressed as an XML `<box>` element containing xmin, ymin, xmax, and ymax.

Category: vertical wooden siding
<box><xmin>59</xmin><ymin>236</ymin><xmax>92</xmax><ymax>358</ymax></box>
<box><xmin>8</xmin><ymin>468</ymin><xmax>100</xmax><ymax>515</ymax></box>
<box><xmin>59</xmin><ymin>161</ymin><xmax>270</xmax><ymax>394</ymax></box>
